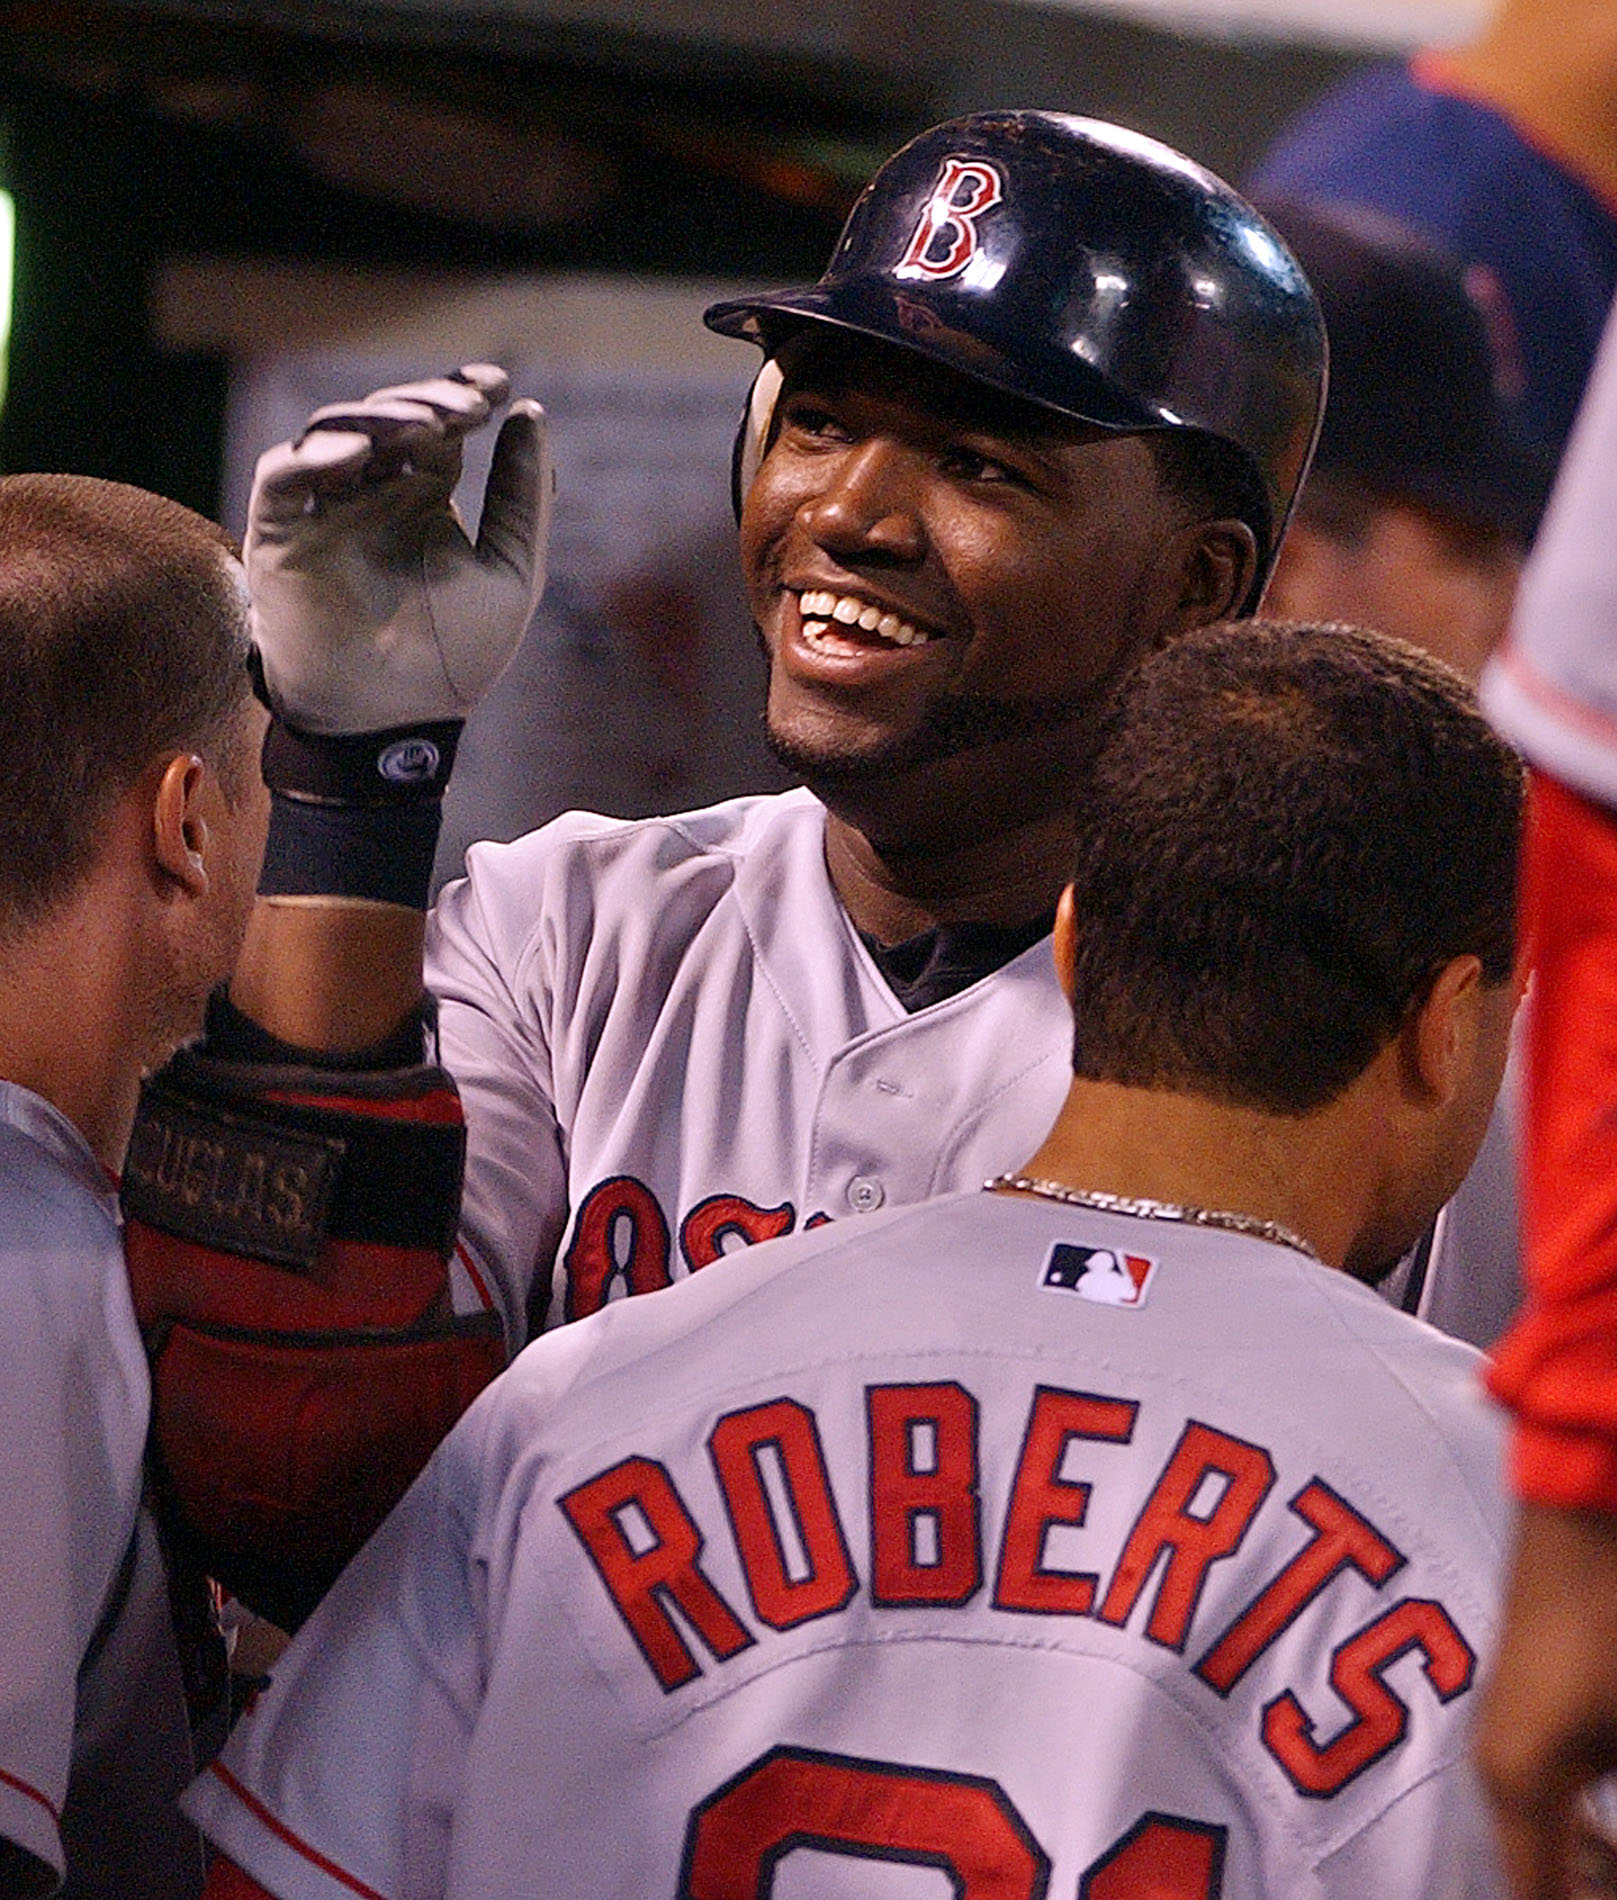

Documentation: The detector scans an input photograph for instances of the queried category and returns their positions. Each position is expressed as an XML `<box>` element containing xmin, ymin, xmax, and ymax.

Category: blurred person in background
<box><xmin>1253</xmin><ymin>196</ymin><xmax>1554</xmax><ymax>1362</ymax></box>
<box><xmin>1257</xmin><ymin>195</ymin><xmax>1553</xmax><ymax>685</ymax></box>
<box><xmin>1250</xmin><ymin>0</ymin><xmax>1617</xmax><ymax>470</ymax></box>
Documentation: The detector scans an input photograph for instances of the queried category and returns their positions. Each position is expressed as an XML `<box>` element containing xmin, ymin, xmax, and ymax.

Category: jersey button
<box><xmin>847</xmin><ymin>1176</ymin><xmax>885</xmax><ymax>1212</ymax></box>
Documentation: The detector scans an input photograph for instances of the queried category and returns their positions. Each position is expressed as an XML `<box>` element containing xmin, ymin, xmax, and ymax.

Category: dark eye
<box><xmin>942</xmin><ymin>444</ymin><xmax>1023</xmax><ymax>485</ymax></box>
<box><xmin>777</xmin><ymin>396</ymin><xmax>852</xmax><ymax>444</ymax></box>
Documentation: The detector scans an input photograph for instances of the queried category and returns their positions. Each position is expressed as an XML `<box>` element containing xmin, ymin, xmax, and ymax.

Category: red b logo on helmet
<box><xmin>895</xmin><ymin>157</ymin><xmax>1005</xmax><ymax>281</ymax></box>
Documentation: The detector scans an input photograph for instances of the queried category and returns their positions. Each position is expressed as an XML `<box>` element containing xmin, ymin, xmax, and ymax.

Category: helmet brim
<box><xmin>704</xmin><ymin>281</ymin><xmax>1166</xmax><ymax>438</ymax></box>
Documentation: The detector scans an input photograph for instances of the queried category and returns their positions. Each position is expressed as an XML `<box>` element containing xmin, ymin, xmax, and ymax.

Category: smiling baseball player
<box><xmin>124</xmin><ymin>111</ymin><xmax>1327</xmax><ymax>1618</ymax></box>
<box><xmin>185</xmin><ymin>620</ymin><xmax>1522</xmax><ymax>1900</ymax></box>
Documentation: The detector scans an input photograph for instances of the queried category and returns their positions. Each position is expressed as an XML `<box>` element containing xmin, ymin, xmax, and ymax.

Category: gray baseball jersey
<box><xmin>0</xmin><ymin>1081</ymin><xmax>202</xmax><ymax>1900</ymax></box>
<box><xmin>431</xmin><ymin>787</ymin><xmax>1072</xmax><ymax>1346</ymax></box>
<box><xmin>187</xmin><ymin>1189</ymin><xmax>1507</xmax><ymax>1900</ymax></box>
<box><xmin>429</xmin><ymin>785</ymin><xmax>1516</xmax><ymax>1355</ymax></box>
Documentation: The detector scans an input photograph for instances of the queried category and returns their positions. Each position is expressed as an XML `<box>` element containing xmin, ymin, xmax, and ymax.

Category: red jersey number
<box><xmin>680</xmin><ymin>1746</ymin><xmax>1224</xmax><ymax>1897</ymax></box>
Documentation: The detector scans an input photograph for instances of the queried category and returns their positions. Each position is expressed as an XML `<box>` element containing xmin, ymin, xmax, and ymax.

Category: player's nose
<box><xmin>796</xmin><ymin>438</ymin><xmax>926</xmax><ymax>564</ymax></box>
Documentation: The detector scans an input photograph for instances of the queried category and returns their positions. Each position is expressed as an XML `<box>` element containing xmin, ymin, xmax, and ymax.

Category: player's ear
<box><xmin>1172</xmin><ymin>517</ymin><xmax>1259</xmax><ymax>631</ymax></box>
<box><xmin>151</xmin><ymin>753</ymin><xmax>211</xmax><ymax>898</ymax></box>
<box><xmin>1052</xmin><ymin>883</ymin><xmax>1079</xmax><ymax>1005</ymax></box>
<box><xmin>1402</xmin><ymin>953</ymin><xmax>1485</xmax><ymax>1106</ymax></box>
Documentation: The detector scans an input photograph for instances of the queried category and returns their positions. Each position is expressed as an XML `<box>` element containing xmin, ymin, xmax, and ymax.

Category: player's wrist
<box><xmin>260</xmin><ymin>714</ymin><xmax>464</xmax><ymax>806</ymax></box>
<box><xmin>258</xmin><ymin>795</ymin><xmax>447</xmax><ymax>911</ymax></box>
<box><xmin>253</xmin><ymin>651</ymin><xmax>464</xmax><ymax>804</ymax></box>
<box><xmin>253</xmin><ymin>660</ymin><xmax>463</xmax><ymax>910</ymax></box>
<box><xmin>201</xmin><ymin>985</ymin><xmax>432</xmax><ymax>1072</ymax></box>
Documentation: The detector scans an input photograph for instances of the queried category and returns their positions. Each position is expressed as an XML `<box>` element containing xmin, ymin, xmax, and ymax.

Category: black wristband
<box><xmin>257</xmin><ymin>794</ymin><xmax>444</xmax><ymax>909</ymax></box>
<box><xmin>261</xmin><ymin>716</ymin><xmax>463</xmax><ymax>806</ymax></box>
<box><xmin>248</xmin><ymin>649</ymin><xmax>464</xmax><ymax>807</ymax></box>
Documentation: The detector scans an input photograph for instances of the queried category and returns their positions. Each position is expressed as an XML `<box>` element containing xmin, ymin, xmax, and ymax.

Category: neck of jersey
<box><xmin>860</xmin><ymin>912</ymin><xmax>1056</xmax><ymax>1013</ymax></box>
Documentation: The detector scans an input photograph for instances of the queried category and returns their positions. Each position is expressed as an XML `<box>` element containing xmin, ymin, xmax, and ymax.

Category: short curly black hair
<box><xmin>1066</xmin><ymin>618</ymin><xmax>1523</xmax><ymax>1113</ymax></box>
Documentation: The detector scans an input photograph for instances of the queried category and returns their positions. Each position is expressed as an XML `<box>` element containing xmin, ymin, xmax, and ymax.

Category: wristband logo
<box><xmin>377</xmin><ymin>737</ymin><xmax>442</xmax><ymax>786</ymax></box>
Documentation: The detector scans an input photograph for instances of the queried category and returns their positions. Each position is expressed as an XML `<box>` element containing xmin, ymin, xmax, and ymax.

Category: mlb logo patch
<box><xmin>1040</xmin><ymin>1241</ymin><xmax>1157</xmax><ymax>1308</ymax></box>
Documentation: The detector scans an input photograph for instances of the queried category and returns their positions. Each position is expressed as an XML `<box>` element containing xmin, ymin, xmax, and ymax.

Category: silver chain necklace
<box><xmin>984</xmin><ymin>1173</ymin><xmax>1323</xmax><ymax>1265</ymax></box>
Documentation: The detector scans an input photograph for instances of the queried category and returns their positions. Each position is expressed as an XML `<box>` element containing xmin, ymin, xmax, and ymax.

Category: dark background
<box><xmin>0</xmin><ymin>0</ymin><xmax>1365</xmax><ymax>514</ymax></box>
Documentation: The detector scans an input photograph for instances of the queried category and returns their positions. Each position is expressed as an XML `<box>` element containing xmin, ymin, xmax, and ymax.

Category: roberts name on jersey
<box><xmin>562</xmin><ymin>1370</ymin><xmax>1474</xmax><ymax>1805</ymax></box>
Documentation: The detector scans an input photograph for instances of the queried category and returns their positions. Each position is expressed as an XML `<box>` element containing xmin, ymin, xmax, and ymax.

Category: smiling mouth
<box><xmin>796</xmin><ymin>589</ymin><xmax>932</xmax><ymax>652</ymax></box>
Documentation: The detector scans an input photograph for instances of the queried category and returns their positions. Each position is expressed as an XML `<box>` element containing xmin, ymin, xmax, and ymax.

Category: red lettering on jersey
<box><xmin>558</xmin><ymin>1455</ymin><xmax>753</xmax><ymax>1691</ymax></box>
<box><xmin>709</xmin><ymin>1399</ymin><xmax>856</xmax><ymax>1629</ymax></box>
<box><xmin>680</xmin><ymin>1194</ymin><xmax>795</xmax><ymax>1272</ymax></box>
<box><xmin>1079</xmin><ymin>1813</ymin><xmax>1228</xmax><ymax>1899</ymax></box>
<box><xmin>680</xmin><ymin>1747</ymin><xmax>1049</xmax><ymax>1900</ymax></box>
<box><xmin>1097</xmin><ymin>1422</ymin><xmax>1275</xmax><ymax>1650</ymax></box>
<box><xmin>1194</xmin><ymin>1479</ymin><xmax>1404</xmax><ymax>1694</ymax></box>
<box><xmin>993</xmin><ymin>1386</ymin><xmax>1137</xmax><ymax>1615</ymax></box>
<box><xmin>1261</xmin><ymin>1597</ymin><xmax>1477</xmax><ymax>1797</ymax></box>
<box><xmin>896</xmin><ymin>157</ymin><xmax>1006</xmax><ymax>281</ymax></box>
<box><xmin>563</xmin><ymin>1176</ymin><xmax>672</xmax><ymax>1320</ymax></box>
<box><xmin>868</xmin><ymin>1382</ymin><xmax>981</xmax><ymax>1605</ymax></box>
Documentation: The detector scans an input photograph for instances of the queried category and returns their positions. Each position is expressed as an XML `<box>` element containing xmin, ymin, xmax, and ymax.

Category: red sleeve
<box><xmin>202</xmin><ymin>1856</ymin><xmax>279</xmax><ymax>1900</ymax></box>
<box><xmin>1487</xmin><ymin>770</ymin><xmax>1617</xmax><ymax>1507</ymax></box>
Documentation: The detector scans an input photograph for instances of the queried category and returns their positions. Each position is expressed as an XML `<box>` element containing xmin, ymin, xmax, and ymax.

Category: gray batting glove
<box><xmin>246</xmin><ymin>364</ymin><xmax>554</xmax><ymax>736</ymax></box>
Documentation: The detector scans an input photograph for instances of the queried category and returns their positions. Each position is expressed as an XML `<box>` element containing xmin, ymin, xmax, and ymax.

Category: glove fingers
<box><xmin>362</xmin><ymin>365</ymin><xmax>509</xmax><ymax>408</ymax></box>
<box><xmin>301</xmin><ymin>367</ymin><xmax>508</xmax><ymax>437</ymax></box>
<box><xmin>449</xmin><ymin>363</ymin><xmax>511</xmax><ymax>400</ymax></box>
<box><xmin>296</xmin><ymin>399</ymin><xmax>452</xmax><ymax>446</ymax></box>
<box><xmin>474</xmin><ymin>400</ymin><xmax>553</xmax><ymax>596</ymax></box>
<box><xmin>255</xmin><ymin>366</ymin><xmax>512</xmax><ymax>531</ymax></box>
<box><xmin>249</xmin><ymin>429</ymin><xmax>385</xmax><ymax>529</ymax></box>
<box><xmin>249</xmin><ymin>435</ymin><xmax>466</xmax><ymax>540</ymax></box>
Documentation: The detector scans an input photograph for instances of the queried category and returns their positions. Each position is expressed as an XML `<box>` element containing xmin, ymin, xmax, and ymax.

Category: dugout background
<box><xmin>0</xmin><ymin>0</ymin><xmax>1400</xmax><ymax>845</ymax></box>
<box><xmin>0</xmin><ymin>0</ymin><xmax>1372</xmax><ymax>510</ymax></box>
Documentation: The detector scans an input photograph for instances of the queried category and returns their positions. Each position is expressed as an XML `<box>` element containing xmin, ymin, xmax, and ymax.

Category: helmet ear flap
<box><xmin>730</xmin><ymin>357</ymin><xmax>786</xmax><ymax>520</ymax></box>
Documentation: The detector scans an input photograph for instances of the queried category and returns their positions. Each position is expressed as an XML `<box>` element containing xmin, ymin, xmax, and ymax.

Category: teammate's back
<box><xmin>191</xmin><ymin>1188</ymin><xmax>1503</xmax><ymax>1899</ymax></box>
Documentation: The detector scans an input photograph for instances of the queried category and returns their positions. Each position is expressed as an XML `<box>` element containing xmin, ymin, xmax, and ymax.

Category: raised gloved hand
<box><xmin>246</xmin><ymin>364</ymin><xmax>553</xmax><ymax>737</ymax></box>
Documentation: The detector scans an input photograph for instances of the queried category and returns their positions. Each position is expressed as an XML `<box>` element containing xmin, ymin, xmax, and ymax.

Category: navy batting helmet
<box><xmin>705</xmin><ymin>109</ymin><xmax>1327</xmax><ymax>610</ymax></box>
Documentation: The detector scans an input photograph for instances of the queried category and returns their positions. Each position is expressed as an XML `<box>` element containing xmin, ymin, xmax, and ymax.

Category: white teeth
<box><xmin>795</xmin><ymin>590</ymin><xmax>924</xmax><ymax>648</ymax></box>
